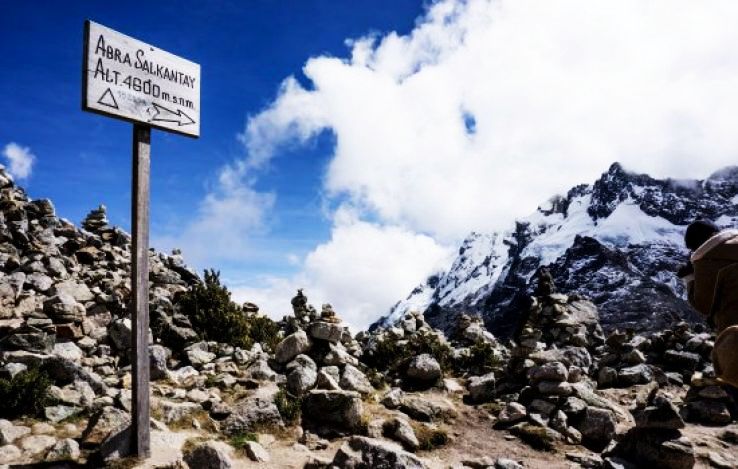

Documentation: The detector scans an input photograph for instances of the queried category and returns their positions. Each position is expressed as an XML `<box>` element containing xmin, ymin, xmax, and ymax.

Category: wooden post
<box><xmin>131</xmin><ymin>124</ymin><xmax>151</xmax><ymax>457</ymax></box>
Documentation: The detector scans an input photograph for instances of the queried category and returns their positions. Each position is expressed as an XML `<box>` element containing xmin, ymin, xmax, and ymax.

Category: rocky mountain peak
<box><xmin>383</xmin><ymin>162</ymin><xmax>738</xmax><ymax>339</ymax></box>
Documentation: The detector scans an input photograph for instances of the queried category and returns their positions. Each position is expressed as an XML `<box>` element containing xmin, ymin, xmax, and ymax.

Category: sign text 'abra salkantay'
<box><xmin>82</xmin><ymin>20</ymin><xmax>201</xmax><ymax>137</ymax></box>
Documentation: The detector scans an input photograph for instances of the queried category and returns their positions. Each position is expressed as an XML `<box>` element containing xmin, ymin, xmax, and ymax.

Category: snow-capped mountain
<box><xmin>378</xmin><ymin>163</ymin><xmax>738</xmax><ymax>338</ymax></box>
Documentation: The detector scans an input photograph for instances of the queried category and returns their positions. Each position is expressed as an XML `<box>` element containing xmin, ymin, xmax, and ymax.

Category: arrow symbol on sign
<box><xmin>148</xmin><ymin>103</ymin><xmax>195</xmax><ymax>126</ymax></box>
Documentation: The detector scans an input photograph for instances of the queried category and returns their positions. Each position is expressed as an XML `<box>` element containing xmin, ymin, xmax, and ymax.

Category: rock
<box><xmin>684</xmin><ymin>400</ymin><xmax>732</xmax><ymax>425</ymax></box>
<box><xmin>406</xmin><ymin>354</ymin><xmax>442</xmax><ymax>381</ymax></box>
<box><xmin>323</xmin><ymin>342</ymin><xmax>359</xmax><ymax>366</ymax></box>
<box><xmin>43</xmin><ymin>293</ymin><xmax>84</xmax><ymax>323</ymax></box>
<box><xmin>316</xmin><ymin>368</ymin><xmax>341</xmax><ymax>390</ymax></box>
<box><xmin>1</xmin><ymin>326</ymin><xmax>55</xmax><ymax>353</ymax></box>
<box><xmin>222</xmin><ymin>388</ymin><xmax>282</xmax><ymax>435</ymax></box>
<box><xmin>45</xmin><ymin>438</ymin><xmax>80</xmax><ymax>461</ymax></box>
<box><xmin>245</xmin><ymin>358</ymin><xmax>276</xmax><ymax>381</ymax></box>
<box><xmin>577</xmin><ymin>407</ymin><xmax>616</xmax><ymax>450</ymax></box>
<box><xmin>467</xmin><ymin>372</ymin><xmax>496</xmax><ymax>402</ymax></box>
<box><xmin>340</xmin><ymin>364</ymin><xmax>373</xmax><ymax>395</ymax></box>
<box><xmin>167</xmin><ymin>366</ymin><xmax>200</xmax><ymax>388</ymax></box>
<box><xmin>52</xmin><ymin>341</ymin><xmax>83</xmax><ymax>361</ymax></box>
<box><xmin>0</xmin><ymin>362</ymin><xmax>27</xmax><ymax>379</ymax></box>
<box><xmin>286</xmin><ymin>354</ymin><xmax>318</xmax><ymax>395</ymax></box>
<box><xmin>275</xmin><ymin>330</ymin><xmax>312</xmax><ymax>364</ymax></box>
<box><xmin>187</xmin><ymin>348</ymin><xmax>216</xmax><ymax>367</ymax></box>
<box><xmin>509</xmin><ymin>422</ymin><xmax>562</xmax><ymax>450</ymax></box>
<box><xmin>244</xmin><ymin>440</ymin><xmax>270</xmax><ymax>462</ymax></box>
<box><xmin>149</xmin><ymin>344</ymin><xmax>170</xmax><ymax>380</ymax></box>
<box><xmin>495</xmin><ymin>459</ymin><xmax>524</xmax><ymax>469</ymax></box>
<box><xmin>19</xmin><ymin>434</ymin><xmax>56</xmax><ymax>454</ymax></box>
<box><xmin>51</xmin><ymin>280</ymin><xmax>94</xmax><ymax>303</ymax></box>
<box><xmin>44</xmin><ymin>405</ymin><xmax>82</xmax><ymax>423</ymax></box>
<box><xmin>183</xmin><ymin>440</ymin><xmax>233</xmax><ymax>469</ymax></box>
<box><xmin>529</xmin><ymin>346</ymin><xmax>592</xmax><ymax>369</ymax></box>
<box><xmin>527</xmin><ymin>361</ymin><xmax>568</xmax><ymax>383</ymax></box>
<box><xmin>43</xmin><ymin>356</ymin><xmax>107</xmax><ymax>393</ymax></box>
<box><xmin>664</xmin><ymin>350</ymin><xmax>701</xmax><ymax>373</ymax></box>
<box><xmin>384</xmin><ymin>417</ymin><xmax>420</xmax><ymax>451</ymax></box>
<box><xmin>537</xmin><ymin>380</ymin><xmax>573</xmax><ymax>396</ymax></box>
<box><xmin>618</xmin><ymin>364</ymin><xmax>654</xmax><ymax>386</ymax></box>
<box><xmin>498</xmin><ymin>402</ymin><xmax>527</xmax><ymax>425</ymax></box>
<box><xmin>613</xmin><ymin>429</ymin><xmax>695</xmax><ymax>469</ymax></box>
<box><xmin>32</xmin><ymin>422</ymin><xmax>55</xmax><ymax>435</ymax></box>
<box><xmin>0</xmin><ymin>420</ymin><xmax>30</xmax><ymax>445</ymax></box>
<box><xmin>381</xmin><ymin>388</ymin><xmax>405</xmax><ymax>409</ymax></box>
<box><xmin>159</xmin><ymin>400</ymin><xmax>200</xmax><ymax>424</ymax></box>
<box><xmin>303</xmin><ymin>390</ymin><xmax>364</xmax><ymax>434</ymax></box>
<box><xmin>331</xmin><ymin>436</ymin><xmax>428</xmax><ymax>469</ymax></box>
<box><xmin>108</xmin><ymin>318</ymin><xmax>132</xmax><ymax>350</ymax></box>
<box><xmin>399</xmin><ymin>395</ymin><xmax>457</xmax><ymax>422</ymax></box>
<box><xmin>81</xmin><ymin>406</ymin><xmax>131</xmax><ymax>447</ymax></box>
<box><xmin>528</xmin><ymin>398</ymin><xmax>556</xmax><ymax>417</ymax></box>
<box><xmin>309</xmin><ymin>321</ymin><xmax>345</xmax><ymax>343</ymax></box>
<box><xmin>0</xmin><ymin>444</ymin><xmax>21</xmax><ymax>464</ymax></box>
<box><xmin>633</xmin><ymin>394</ymin><xmax>685</xmax><ymax>430</ymax></box>
<box><xmin>598</xmin><ymin>367</ymin><xmax>618</xmax><ymax>388</ymax></box>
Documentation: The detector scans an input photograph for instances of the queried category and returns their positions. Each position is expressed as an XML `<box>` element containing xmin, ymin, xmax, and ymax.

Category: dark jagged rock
<box><xmin>382</xmin><ymin>164</ymin><xmax>738</xmax><ymax>338</ymax></box>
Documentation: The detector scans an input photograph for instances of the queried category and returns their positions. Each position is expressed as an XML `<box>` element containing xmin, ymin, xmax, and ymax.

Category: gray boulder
<box><xmin>406</xmin><ymin>354</ymin><xmax>441</xmax><ymax>381</ymax></box>
<box><xmin>149</xmin><ymin>344</ymin><xmax>170</xmax><ymax>380</ymax></box>
<box><xmin>275</xmin><ymin>330</ymin><xmax>311</xmax><ymax>364</ymax></box>
<box><xmin>340</xmin><ymin>364</ymin><xmax>373</xmax><ymax>395</ymax></box>
<box><xmin>331</xmin><ymin>436</ymin><xmax>428</xmax><ymax>469</ymax></box>
<box><xmin>183</xmin><ymin>440</ymin><xmax>233</xmax><ymax>469</ymax></box>
<box><xmin>286</xmin><ymin>354</ymin><xmax>318</xmax><ymax>395</ymax></box>
<box><xmin>303</xmin><ymin>390</ymin><xmax>364</xmax><ymax>433</ymax></box>
<box><xmin>309</xmin><ymin>321</ymin><xmax>345</xmax><ymax>343</ymax></box>
<box><xmin>43</xmin><ymin>294</ymin><xmax>84</xmax><ymax>323</ymax></box>
<box><xmin>222</xmin><ymin>388</ymin><xmax>282</xmax><ymax>436</ymax></box>
<box><xmin>577</xmin><ymin>407</ymin><xmax>616</xmax><ymax>450</ymax></box>
<box><xmin>467</xmin><ymin>372</ymin><xmax>496</xmax><ymax>402</ymax></box>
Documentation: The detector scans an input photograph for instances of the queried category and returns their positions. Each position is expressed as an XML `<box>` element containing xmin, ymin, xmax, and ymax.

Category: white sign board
<box><xmin>83</xmin><ymin>21</ymin><xmax>200</xmax><ymax>138</ymax></box>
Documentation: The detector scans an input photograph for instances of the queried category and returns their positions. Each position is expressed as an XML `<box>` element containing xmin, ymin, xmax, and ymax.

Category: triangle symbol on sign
<box><xmin>97</xmin><ymin>88</ymin><xmax>118</xmax><ymax>109</ymax></box>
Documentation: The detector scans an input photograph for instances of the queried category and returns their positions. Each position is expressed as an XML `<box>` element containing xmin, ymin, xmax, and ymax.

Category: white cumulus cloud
<box><xmin>154</xmin><ymin>161</ymin><xmax>275</xmax><ymax>269</ymax></box>
<box><xmin>230</xmin><ymin>208</ymin><xmax>453</xmax><ymax>330</ymax></box>
<box><xmin>220</xmin><ymin>0</ymin><xmax>738</xmax><ymax>329</ymax></box>
<box><xmin>2</xmin><ymin>142</ymin><xmax>35</xmax><ymax>180</ymax></box>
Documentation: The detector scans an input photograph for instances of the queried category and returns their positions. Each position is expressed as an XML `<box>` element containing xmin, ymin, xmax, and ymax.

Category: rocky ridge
<box><xmin>0</xmin><ymin>167</ymin><xmax>736</xmax><ymax>468</ymax></box>
<box><xmin>382</xmin><ymin>163</ymin><xmax>738</xmax><ymax>338</ymax></box>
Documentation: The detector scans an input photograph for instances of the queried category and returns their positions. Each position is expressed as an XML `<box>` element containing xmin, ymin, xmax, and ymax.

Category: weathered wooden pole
<box><xmin>83</xmin><ymin>21</ymin><xmax>199</xmax><ymax>457</ymax></box>
<box><xmin>131</xmin><ymin>124</ymin><xmax>151</xmax><ymax>457</ymax></box>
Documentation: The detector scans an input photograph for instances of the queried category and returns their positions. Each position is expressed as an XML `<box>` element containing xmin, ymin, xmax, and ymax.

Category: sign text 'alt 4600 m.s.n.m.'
<box><xmin>82</xmin><ymin>20</ymin><xmax>201</xmax><ymax>137</ymax></box>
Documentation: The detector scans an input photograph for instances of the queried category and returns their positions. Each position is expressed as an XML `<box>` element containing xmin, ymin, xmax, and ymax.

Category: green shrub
<box><xmin>247</xmin><ymin>314</ymin><xmax>282</xmax><ymax>352</ymax></box>
<box><xmin>0</xmin><ymin>366</ymin><xmax>51</xmax><ymax>419</ymax></box>
<box><xmin>364</xmin><ymin>331</ymin><xmax>453</xmax><ymax>376</ymax></box>
<box><xmin>230</xmin><ymin>432</ymin><xmax>258</xmax><ymax>450</ymax></box>
<box><xmin>274</xmin><ymin>389</ymin><xmax>302</xmax><ymax>425</ymax></box>
<box><xmin>177</xmin><ymin>269</ymin><xmax>280</xmax><ymax>349</ymax></box>
<box><xmin>456</xmin><ymin>340</ymin><xmax>501</xmax><ymax>375</ymax></box>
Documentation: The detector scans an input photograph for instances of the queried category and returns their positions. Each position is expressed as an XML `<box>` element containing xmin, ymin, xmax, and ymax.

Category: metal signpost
<box><xmin>82</xmin><ymin>20</ymin><xmax>200</xmax><ymax>457</ymax></box>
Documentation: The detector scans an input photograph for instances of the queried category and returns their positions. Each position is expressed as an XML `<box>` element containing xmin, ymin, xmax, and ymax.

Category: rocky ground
<box><xmin>0</xmin><ymin>168</ymin><xmax>736</xmax><ymax>468</ymax></box>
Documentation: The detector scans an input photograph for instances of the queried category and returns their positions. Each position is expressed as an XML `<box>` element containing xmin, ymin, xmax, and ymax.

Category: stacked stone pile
<box><xmin>607</xmin><ymin>388</ymin><xmax>696</xmax><ymax>469</ymax></box>
<box><xmin>484</xmin><ymin>272</ymin><xmax>625</xmax><ymax>452</ymax></box>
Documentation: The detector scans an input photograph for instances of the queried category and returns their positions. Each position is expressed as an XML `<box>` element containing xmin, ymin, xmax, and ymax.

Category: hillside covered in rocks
<box><xmin>0</xmin><ymin>166</ymin><xmax>736</xmax><ymax>468</ymax></box>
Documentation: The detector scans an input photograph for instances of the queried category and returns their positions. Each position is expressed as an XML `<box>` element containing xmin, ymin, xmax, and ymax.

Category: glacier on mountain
<box><xmin>379</xmin><ymin>163</ymin><xmax>738</xmax><ymax>337</ymax></box>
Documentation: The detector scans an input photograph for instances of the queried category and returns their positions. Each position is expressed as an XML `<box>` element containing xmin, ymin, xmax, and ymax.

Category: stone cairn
<box><xmin>81</xmin><ymin>205</ymin><xmax>108</xmax><ymax>233</ymax></box>
<box><xmin>608</xmin><ymin>387</ymin><xmax>696</xmax><ymax>469</ymax></box>
<box><xmin>596</xmin><ymin>321</ymin><xmax>736</xmax><ymax>426</ymax></box>
<box><xmin>486</xmin><ymin>269</ymin><xmax>622</xmax><ymax>451</ymax></box>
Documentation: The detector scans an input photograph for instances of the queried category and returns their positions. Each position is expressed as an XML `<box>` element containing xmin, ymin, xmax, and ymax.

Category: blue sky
<box><xmin>3</xmin><ymin>1</ymin><xmax>738</xmax><ymax>328</ymax></box>
<box><xmin>0</xmin><ymin>0</ymin><xmax>423</xmax><ymax>278</ymax></box>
